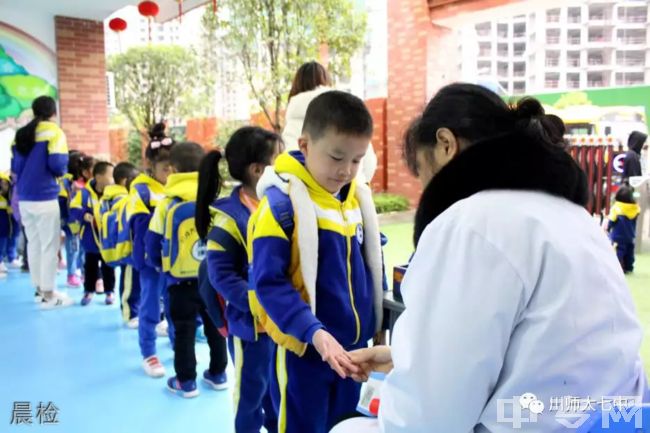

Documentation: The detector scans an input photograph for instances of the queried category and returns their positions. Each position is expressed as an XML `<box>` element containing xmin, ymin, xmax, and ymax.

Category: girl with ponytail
<box><xmin>195</xmin><ymin>126</ymin><xmax>283</xmax><ymax>432</ymax></box>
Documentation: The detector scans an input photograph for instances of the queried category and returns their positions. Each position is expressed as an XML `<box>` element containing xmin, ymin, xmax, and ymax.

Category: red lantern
<box><xmin>138</xmin><ymin>1</ymin><xmax>159</xmax><ymax>42</ymax></box>
<box><xmin>177</xmin><ymin>0</ymin><xmax>183</xmax><ymax>23</ymax></box>
<box><xmin>138</xmin><ymin>1</ymin><xmax>159</xmax><ymax>17</ymax></box>
<box><xmin>108</xmin><ymin>18</ymin><xmax>127</xmax><ymax>32</ymax></box>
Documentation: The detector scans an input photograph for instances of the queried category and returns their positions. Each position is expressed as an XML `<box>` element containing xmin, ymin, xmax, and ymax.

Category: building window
<box><xmin>547</xmin><ymin>9</ymin><xmax>560</xmax><ymax>23</ymax></box>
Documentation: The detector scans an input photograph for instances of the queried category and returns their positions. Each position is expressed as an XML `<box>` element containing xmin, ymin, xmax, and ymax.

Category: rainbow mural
<box><xmin>0</xmin><ymin>22</ymin><xmax>57</xmax><ymax>171</ymax></box>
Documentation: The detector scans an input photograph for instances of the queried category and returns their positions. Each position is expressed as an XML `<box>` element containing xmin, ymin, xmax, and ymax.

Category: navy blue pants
<box><xmin>138</xmin><ymin>266</ymin><xmax>174</xmax><ymax>358</ymax></box>
<box><xmin>272</xmin><ymin>344</ymin><xmax>363</xmax><ymax>433</ymax></box>
<box><xmin>616</xmin><ymin>242</ymin><xmax>635</xmax><ymax>273</ymax></box>
<box><xmin>228</xmin><ymin>334</ymin><xmax>277</xmax><ymax>433</ymax></box>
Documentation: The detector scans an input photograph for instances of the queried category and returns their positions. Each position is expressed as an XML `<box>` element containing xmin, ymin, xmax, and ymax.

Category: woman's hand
<box><xmin>83</xmin><ymin>213</ymin><xmax>94</xmax><ymax>223</ymax></box>
<box><xmin>312</xmin><ymin>329</ymin><xmax>358</xmax><ymax>379</ymax></box>
<box><xmin>347</xmin><ymin>346</ymin><xmax>393</xmax><ymax>382</ymax></box>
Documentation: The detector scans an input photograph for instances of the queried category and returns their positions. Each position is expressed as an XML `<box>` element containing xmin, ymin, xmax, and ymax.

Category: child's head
<box><xmin>145</xmin><ymin>122</ymin><xmax>174</xmax><ymax>185</ymax></box>
<box><xmin>169</xmin><ymin>142</ymin><xmax>205</xmax><ymax>174</ymax></box>
<box><xmin>195</xmin><ymin>127</ymin><xmax>282</xmax><ymax>240</ymax></box>
<box><xmin>616</xmin><ymin>185</ymin><xmax>636</xmax><ymax>204</ymax></box>
<box><xmin>226</xmin><ymin>126</ymin><xmax>283</xmax><ymax>187</ymax></box>
<box><xmin>78</xmin><ymin>154</ymin><xmax>96</xmax><ymax>182</ymax></box>
<box><xmin>92</xmin><ymin>161</ymin><xmax>115</xmax><ymax>192</ymax></box>
<box><xmin>0</xmin><ymin>177</ymin><xmax>10</xmax><ymax>196</ymax></box>
<box><xmin>113</xmin><ymin>162</ymin><xmax>140</xmax><ymax>189</ymax></box>
<box><xmin>299</xmin><ymin>91</ymin><xmax>372</xmax><ymax>194</ymax></box>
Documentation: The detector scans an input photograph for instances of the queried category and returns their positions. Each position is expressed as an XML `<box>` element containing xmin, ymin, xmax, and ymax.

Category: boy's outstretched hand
<box><xmin>312</xmin><ymin>329</ymin><xmax>358</xmax><ymax>379</ymax></box>
<box><xmin>347</xmin><ymin>346</ymin><xmax>394</xmax><ymax>383</ymax></box>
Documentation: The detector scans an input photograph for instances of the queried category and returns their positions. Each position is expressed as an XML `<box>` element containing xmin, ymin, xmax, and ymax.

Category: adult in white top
<box><xmin>283</xmin><ymin>61</ymin><xmax>377</xmax><ymax>184</ymax></box>
<box><xmin>332</xmin><ymin>83</ymin><xmax>647</xmax><ymax>433</ymax></box>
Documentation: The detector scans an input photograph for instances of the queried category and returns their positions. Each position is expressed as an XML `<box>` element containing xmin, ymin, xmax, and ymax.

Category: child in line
<box><xmin>196</xmin><ymin>127</ymin><xmax>282</xmax><ymax>431</ymax></box>
<box><xmin>249</xmin><ymin>91</ymin><xmax>385</xmax><ymax>433</ymax></box>
<box><xmin>146</xmin><ymin>141</ymin><xmax>227</xmax><ymax>398</ymax></box>
<box><xmin>0</xmin><ymin>172</ymin><xmax>19</xmax><ymax>277</ymax></box>
<box><xmin>59</xmin><ymin>150</ymin><xmax>83</xmax><ymax>287</ymax></box>
<box><xmin>127</xmin><ymin>123</ymin><xmax>175</xmax><ymax>378</ymax></box>
<box><xmin>608</xmin><ymin>185</ymin><xmax>641</xmax><ymax>274</ymax></box>
<box><xmin>71</xmin><ymin>161</ymin><xmax>116</xmax><ymax>305</ymax></box>
<box><xmin>100</xmin><ymin>162</ymin><xmax>141</xmax><ymax>327</ymax></box>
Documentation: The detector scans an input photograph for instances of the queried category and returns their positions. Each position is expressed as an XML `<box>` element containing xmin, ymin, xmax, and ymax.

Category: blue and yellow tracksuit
<box><xmin>249</xmin><ymin>152</ymin><xmax>378</xmax><ymax>433</ymax></box>
<box><xmin>70</xmin><ymin>180</ymin><xmax>102</xmax><ymax>254</ymax></box>
<box><xmin>126</xmin><ymin>173</ymin><xmax>174</xmax><ymax>358</ymax></box>
<box><xmin>71</xmin><ymin>180</ymin><xmax>117</xmax><ymax>294</ymax></box>
<box><xmin>207</xmin><ymin>186</ymin><xmax>277</xmax><ymax>433</ymax></box>
<box><xmin>59</xmin><ymin>174</ymin><xmax>81</xmax><ymax>278</ymax></box>
<box><xmin>146</xmin><ymin>172</ymin><xmax>226</xmax><ymax>382</ymax></box>
<box><xmin>0</xmin><ymin>174</ymin><xmax>18</xmax><ymax>263</ymax></box>
<box><xmin>608</xmin><ymin>200</ymin><xmax>641</xmax><ymax>272</ymax></box>
<box><xmin>101</xmin><ymin>184</ymin><xmax>140</xmax><ymax>322</ymax></box>
<box><xmin>10</xmin><ymin>121</ymin><xmax>68</xmax><ymax>202</ymax></box>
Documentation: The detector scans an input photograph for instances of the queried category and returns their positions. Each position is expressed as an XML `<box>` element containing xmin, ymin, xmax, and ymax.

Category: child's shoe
<box><xmin>143</xmin><ymin>355</ymin><xmax>165</xmax><ymax>378</ymax></box>
<box><xmin>126</xmin><ymin>317</ymin><xmax>139</xmax><ymax>329</ymax></box>
<box><xmin>155</xmin><ymin>320</ymin><xmax>169</xmax><ymax>337</ymax></box>
<box><xmin>0</xmin><ymin>262</ymin><xmax>7</xmax><ymax>273</ymax></box>
<box><xmin>67</xmin><ymin>275</ymin><xmax>82</xmax><ymax>288</ymax></box>
<box><xmin>167</xmin><ymin>377</ymin><xmax>199</xmax><ymax>398</ymax></box>
<box><xmin>80</xmin><ymin>293</ymin><xmax>93</xmax><ymax>306</ymax></box>
<box><xmin>105</xmin><ymin>293</ymin><xmax>115</xmax><ymax>305</ymax></box>
<box><xmin>202</xmin><ymin>370</ymin><xmax>228</xmax><ymax>390</ymax></box>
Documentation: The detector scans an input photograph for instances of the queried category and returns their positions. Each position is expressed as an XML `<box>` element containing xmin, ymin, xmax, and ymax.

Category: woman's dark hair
<box><xmin>145</xmin><ymin>122</ymin><xmax>175</xmax><ymax>164</ymax></box>
<box><xmin>404</xmin><ymin>83</ymin><xmax>566</xmax><ymax>175</ymax></box>
<box><xmin>195</xmin><ymin>126</ymin><xmax>281</xmax><ymax>240</ymax></box>
<box><xmin>616</xmin><ymin>185</ymin><xmax>636</xmax><ymax>204</ymax></box>
<box><xmin>14</xmin><ymin>96</ymin><xmax>57</xmax><ymax>155</ymax></box>
<box><xmin>288</xmin><ymin>61</ymin><xmax>331</xmax><ymax>100</ymax></box>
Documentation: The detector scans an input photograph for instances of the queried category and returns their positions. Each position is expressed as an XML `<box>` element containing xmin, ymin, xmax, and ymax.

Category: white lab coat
<box><xmin>332</xmin><ymin>190</ymin><xmax>646</xmax><ymax>433</ymax></box>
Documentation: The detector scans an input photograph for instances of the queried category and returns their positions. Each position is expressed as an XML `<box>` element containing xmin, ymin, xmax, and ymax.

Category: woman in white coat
<box><xmin>332</xmin><ymin>83</ymin><xmax>647</xmax><ymax>432</ymax></box>
<box><xmin>283</xmin><ymin>61</ymin><xmax>377</xmax><ymax>183</ymax></box>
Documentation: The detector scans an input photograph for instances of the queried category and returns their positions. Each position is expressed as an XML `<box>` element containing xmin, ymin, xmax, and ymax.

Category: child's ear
<box><xmin>298</xmin><ymin>134</ymin><xmax>309</xmax><ymax>156</ymax></box>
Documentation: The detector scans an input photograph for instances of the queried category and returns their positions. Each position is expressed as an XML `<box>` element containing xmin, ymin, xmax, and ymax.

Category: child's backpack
<box><xmin>162</xmin><ymin>198</ymin><xmax>206</xmax><ymax>279</ymax></box>
<box><xmin>98</xmin><ymin>196</ymin><xmax>132</xmax><ymax>267</ymax></box>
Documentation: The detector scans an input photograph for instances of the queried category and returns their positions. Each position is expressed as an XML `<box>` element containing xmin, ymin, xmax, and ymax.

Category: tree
<box><xmin>107</xmin><ymin>45</ymin><xmax>208</xmax><ymax>134</ymax></box>
<box><xmin>203</xmin><ymin>0</ymin><xmax>367</xmax><ymax>132</ymax></box>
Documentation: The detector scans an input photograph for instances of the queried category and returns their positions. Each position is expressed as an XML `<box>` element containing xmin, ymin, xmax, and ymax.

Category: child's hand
<box><xmin>83</xmin><ymin>213</ymin><xmax>94</xmax><ymax>223</ymax></box>
<box><xmin>347</xmin><ymin>346</ymin><xmax>393</xmax><ymax>383</ymax></box>
<box><xmin>312</xmin><ymin>329</ymin><xmax>357</xmax><ymax>379</ymax></box>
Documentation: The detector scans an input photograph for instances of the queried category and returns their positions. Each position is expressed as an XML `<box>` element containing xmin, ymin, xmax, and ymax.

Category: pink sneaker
<box><xmin>67</xmin><ymin>275</ymin><xmax>82</xmax><ymax>288</ymax></box>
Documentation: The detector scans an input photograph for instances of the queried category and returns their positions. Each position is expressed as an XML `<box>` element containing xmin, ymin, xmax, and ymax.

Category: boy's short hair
<box><xmin>616</xmin><ymin>185</ymin><xmax>636</xmax><ymax>204</ymax></box>
<box><xmin>113</xmin><ymin>162</ymin><xmax>140</xmax><ymax>186</ymax></box>
<box><xmin>170</xmin><ymin>142</ymin><xmax>205</xmax><ymax>173</ymax></box>
<box><xmin>302</xmin><ymin>91</ymin><xmax>373</xmax><ymax>141</ymax></box>
<box><xmin>92</xmin><ymin>161</ymin><xmax>114</xmax><ymax>177</ymax></box>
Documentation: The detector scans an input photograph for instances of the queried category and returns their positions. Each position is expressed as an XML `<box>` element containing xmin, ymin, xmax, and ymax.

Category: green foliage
<box><xmin>373</xmin><ymin>193</ymin><xmax>410</xmax><ymax>214</ymax></box>
<box><xmin>554</xmin><ymin>92</ymin><xmax>592</xmax><ymax>109</ymax></box>
<box><xmin>203</xmin><ymin>0</ymin><xmax>367</xmax><ymax>131</ymax></box>
<box><xmin>107</xmin><ymin>45</ymin><xmax>207</xmax><ymax>132</ymax></box>
<box><xmin>127</xmin><ymin>130</ymin><xmax>143</xmax><ymax>167</ymax></box>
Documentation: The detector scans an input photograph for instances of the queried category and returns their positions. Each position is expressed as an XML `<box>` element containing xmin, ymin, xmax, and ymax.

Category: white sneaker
<box><xmin>126</xmin><ymin>317</ymin><xmax>139</xmax><ymax>329</ymax></box>
<box><xmin>143</xmin><ymin>356</ymin><xmax>165</xmax><ymax>378</ymax></box>
<box><xmin>8</xmin><ymin>258</ymin><xmax>22</xmax><ymax>269</ymax></box>
<box><xmin>40</xmin><ymin>293</ymin><xmax>74</xmax><ymax>309</ymax></box>
<box><xmin>155</xmin><ymin>320</ymin><xmax>169</xmax><ymax>337</ymax></box>
<box><xmin>34</xmin><ymin>289</ymin><xmax>44</xmax><ymax>303</ymax></box>
<box><xmin>0</xmin><ymin>262</ymin><xmax>7</xmax><ymax>273</ymax></box>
